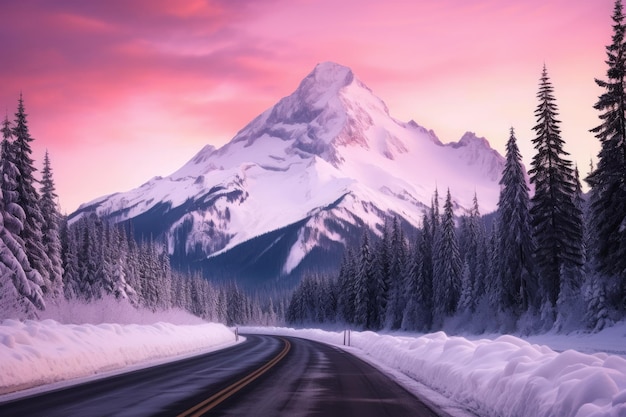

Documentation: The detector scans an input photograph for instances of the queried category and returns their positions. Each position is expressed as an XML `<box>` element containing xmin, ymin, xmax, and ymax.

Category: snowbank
<box><xmin>39</xmin><ymin>296</ymin><xmax>208</xmax><ymax>325</ymax></box>
<box><xmin>0</xmin><ymin>319</ymin><xmax>236</xmax><ymax>395</ymax></box>
<box><xmin>244</xmin><ymin>327</ymin><xmax>626</xmax><ymax>417</ymax></box>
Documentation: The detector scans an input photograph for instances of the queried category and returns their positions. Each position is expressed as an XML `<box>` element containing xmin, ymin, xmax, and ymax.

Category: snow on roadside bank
<box><xmin>0</xmin><ymin>319</ymin><xmax>236</xmax><ymax>395</ymax></box>
<box><xmin>243</xmin><ymin>327</ymin><xmax>626</xmax><ymax>417</ymax></box>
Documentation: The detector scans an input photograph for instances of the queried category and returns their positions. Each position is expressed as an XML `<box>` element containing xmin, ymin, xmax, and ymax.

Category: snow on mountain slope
<box><xmin>72</xmin><ymin>62</ymin><xmax>505</xmax><ymax>282</ymax></box>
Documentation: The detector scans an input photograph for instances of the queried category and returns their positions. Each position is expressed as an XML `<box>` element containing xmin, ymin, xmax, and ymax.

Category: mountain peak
<box><xmin>72</xmin><ymin>62</ymin><xmax>506</xmax><ymax>286</ymax></box>
<box><xmin>298</xmin><ymin>62</ymin><xmax>355</xmax><ymax>99</ymax></box>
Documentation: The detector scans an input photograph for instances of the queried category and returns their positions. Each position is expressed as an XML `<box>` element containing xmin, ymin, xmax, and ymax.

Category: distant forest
<box><xmin>286</xmin><ymin>1</ymin><xmax>626</xmax><ymax>333</ymax></box>
<box><xmin>2</xmin><ymin>1</ymin><xmax>626</xmax><ymax>335</ymax></box>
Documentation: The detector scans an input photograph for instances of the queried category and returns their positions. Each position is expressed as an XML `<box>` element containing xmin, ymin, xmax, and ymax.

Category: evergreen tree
<box><xmin>432</xmin><ymin>189</ymin><xmax>462</xmax><ymax>320</ymax></box>
<box><xmin>354</xmin><ymin>231</ymin><xmax>376</xmax><ymax>328</ymax></box>
<box><xmin>586</xmin><ymin>0</ymin><xmax>626</xmax><ymax>314</ymax></box>
<box><xmin>486</xmin><ymin>221</ymin><xmax>502</xmax><ymax>310</ymax></box>
<box><xmin>529</xmin><ymin>66</ymin><xmax>584</xmax><ymax>314</ymax></box>
<box><xmin>402</xmin><ymin>227</ymin><xmax>423</xmax><ymax>330</ymax></box>
<box><xmin>0</xmin><ymin>116</ymin><xmax>44</xmax><ymax>317</ymax></box>
<box><xmin>39</xmin><ymin>150</ymin><xmax>64</xmax><ymax>299</ymax></box>
<box><xmin>497</xmin><ymin>128</ymin><xmax>537</xmax><ymax>314</ymax></box>
<box><xmin>384</xmin><ymin>217</ymin><xmax>407</xmax><ymax>329</ymax></box>
<box><xmin>11</xmin><ymin>95</ymin><xmax>54</xmax><ymax>295</ymax></box>
<box><xmin>337</xmin><ymin>249</ymin><xmax>357</xmax><ymax>324</ymax></box>
<box><xmin>374</xmin><ymin>222</ymin><xmax>391</xmax><ymax>326</ymax></box>
<box><xmin>457</xmin><ymin>193</ymin><xmax>484</xmax><ymax>313</ymax></box>
<box><xmin>60</xmin><ymin>220</ymin><xmax>80</xmax><ymax>300</ymax></box>
<box><xmin>77</xmin><ymin>216</ymin><xmax>102</xmax><ymax>300</ymax></box>
<box><xmin>417</xmin><ymin>212</ymin><xmax>435</xmax><ymax>328</ymax></box>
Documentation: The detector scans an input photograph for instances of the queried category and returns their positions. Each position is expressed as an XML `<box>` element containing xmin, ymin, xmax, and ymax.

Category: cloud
<box><xmin>0</xmin><ymin>0</ymin><xmax>614</xmax><ymax>211</ymax></box>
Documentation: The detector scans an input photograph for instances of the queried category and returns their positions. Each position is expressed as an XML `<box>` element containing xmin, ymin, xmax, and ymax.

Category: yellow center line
<box><xmin>177</xmin><ymin>337</ymin><xmax>291</xmax><ymax>417</ymax></box>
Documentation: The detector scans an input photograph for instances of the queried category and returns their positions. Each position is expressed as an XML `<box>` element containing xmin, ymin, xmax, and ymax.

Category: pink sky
<box><xmin>0</xmin><ymin>0</ymin><xmax>613</xmax><ymax>213</ymax></box>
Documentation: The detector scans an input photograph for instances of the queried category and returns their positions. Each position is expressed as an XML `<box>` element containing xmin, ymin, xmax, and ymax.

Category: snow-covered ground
<box><xmin>0</xmin><ymin>298</ymin><xmax>238</xmax><ymax>399</ymax></box>
<box><xmin>2</xmin><ymin>294</ymin><xmax>626</xmax><ymax>417</ymax></box>
<box><xmin>242</xmin><ymin>325</ymin><xmax>626</xmax><ymax>417</ymax></box>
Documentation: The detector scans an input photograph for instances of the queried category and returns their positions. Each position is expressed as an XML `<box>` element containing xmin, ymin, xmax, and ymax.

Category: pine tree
<box><xmin>0</xmin><ymin>116</ymin><xmax>45</xmax><ymax>317</ymax></box>
<box><xmin>457</xmin><ymin>193</ymin><xmax>484</xmax><ymax>313</ymax></box>
<box><xmin>337</xmin><ymin>249</ymin><xmax>357</xmax><ymax>324</ymax></box>
<box><xmin>497</xmin><ymin>128</ymin><xmax>537</xmax><ymax>315</ymax></box>
<box><xmin>529</xmin><ymin>66</ymin><xmax>584</xmax><ymax>314</ymax></box>
<box><xmin>586</xmin><ymin>0</ymin><xmax>626</xmax><ymax>314</ymax></box>
<box><xmin>385</xmin><ymin>217</ymin><xmax>407</xmax><ymax>329</ymax></box>
<box><xmin>60</xmin><ymin>220</ymin><xmax>80</xmax><ymax>300</ymax></box>
<box><xmin>402</xmin><ymin>228</ymin><xmax>423</xmax><ymax>330</ymax></box>
<box><xmin>374</xmin><ymin>222</ymin><xmax>391</xmax><ymax>327</ymax></box>
<box><xmin>417</xmin><ymin>212</ymin><xmax>435</xmax><ymax>328</ymax></box>
<box><xmin>354</xmin><ymin>231</ymin><xmax>376</xmax><ymax>328</ymax></box>
<box><xmin>77</xmin><ymin>216</ymin><xmax>102</xmax><ymax>300</ymax></box>
<box><xmin>11</xmin><ymin>95</ymin><xmax>54</xmax><ymax>295</ymax></box>
<box><xmin>39</xmin><ymin>150</ymin><xmax>64</xmax><ymax>299</ymax></box>
<box><xmin>432</xmin><ymin>189</ymin><xmax>462</xmax><ymax>320</ymax></box>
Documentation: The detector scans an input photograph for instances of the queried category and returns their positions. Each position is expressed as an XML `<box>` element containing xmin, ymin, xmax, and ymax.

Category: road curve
<box><xmin>0</xmin><ymin>334</ymin><xmax>442</xmax><ymax>416</ymax></box>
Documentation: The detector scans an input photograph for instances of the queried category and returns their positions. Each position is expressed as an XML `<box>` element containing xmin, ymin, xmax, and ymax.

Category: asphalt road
<box><xmin>0</xmin><ymin>334</ymin><xmax>442</xmax><ymax>417</ymax></box>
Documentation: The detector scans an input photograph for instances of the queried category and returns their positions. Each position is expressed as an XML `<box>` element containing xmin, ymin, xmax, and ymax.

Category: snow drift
<box><xmin>0</xmin><ymin>319</ymin><xmax>236</xmax><ymax>395</ymax></box>
<box><xmin>244</xmin><ymin>327</ymin><xmax>626</xmax><ymax>417</ymax></box>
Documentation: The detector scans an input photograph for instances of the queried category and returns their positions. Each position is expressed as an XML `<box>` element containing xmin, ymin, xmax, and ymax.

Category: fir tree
<box><xmin>432</xmin><ymin>189</ymin><xmax>462</xmax><ymax>320</ymax></box>
<box><xmin>60</xmin><ymin>220</ymin><xmax>80</xmax><ymax>300</ymax></box>
<box><xmin>11</xmin><ymin>95</ymin><xmax>54</xmax><ymax>295</ymax></box>
<box><xmin>457</xmin><ymin>193</ymin><xmax>484</xmax><ymax>313</ymax></box>
<box><xmin>384</xmin><ymin>217</ymin><xmax>407</xmax><ymax>329</ymax></box>
<box><xmin>529</xmin><ymin>66</ymin><xmax>584</xmax><ymax>314</ymax></box>
<box><xmin>417</xmin><ymin>212</ymin><xmax>435</xmax><ymax>329</ymax></box>
<box><xmin>586</xmin><ymin>0</ymin><xmax>626</xmax><ymax>313</ymax></box>
<box><xmin>0</xmin><ymin>116</ymin><xmax>44</xmax><ymax>317</ymax></box>
<box><xmin>402</xmin><ymin>225</ymin><xmax>425</xmax><ymax>330</ymax></box>
<box><xmin>337</xmin><ymin>249</ymin><xmax>357</xmax><ymax>324</ymax></box>
<box><xmin>354</xmin><ymin>231</ymin><xmax>376</xmax><ymax>329</ymax></box>
<box><xmin>39</xmin><ymin>150</ymin><xmax>64</xmax><ymax>299</ymax></box>
<box><xmin>497</xmin><ymin>128</ymin><xmax>537</xmax><ymax>314</ymax></box>
<box><xmin>374</xmin><ymin>222</ymin><xmax>391</xmax><ymax>326</ymax></box>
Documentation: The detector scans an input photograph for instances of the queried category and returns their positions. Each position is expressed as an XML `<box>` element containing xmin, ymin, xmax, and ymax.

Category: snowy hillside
<box><xmin>71</xmin><ymin>62</ymin><xmax>504</xmax><ymax>285</ymax></box>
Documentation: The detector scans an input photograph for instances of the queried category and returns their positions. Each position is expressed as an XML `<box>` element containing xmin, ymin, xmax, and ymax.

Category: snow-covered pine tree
<box><xmin>11</xmin><ymin>95</ymin><xmax>54</xmax><ymax>295</ymax></box>
<box><xmin>431</xmin><ymin>187</ymin><xmax>440</xmax><ymax>231</ymax></box>
<box><xmin>138</xmin><ymin>242</ymin><xmax>160</xmax><ymax>310</ymax></box>
<box><xmin>556</xmin><ymin>165</ymin><xmax>587</xmax><ymax>331</ymax></box>
<box><xmin>401</xmin><ymin>227</ymin><xmax>423</xmax><ymax>330</ymax></box>
<box><xmin>457</xmin><ymin>193</ymin><xmax>484</xmax><ymax>313</ymax></box>
<box><xmin>373</xmin><ymin>221</ymin><xmax>391</xmax><ymax>327</ymax></box>
<box><xmin>60</xmin><ymin>220</ymin><xmax>80</xmax><ymax>300</ymax></box>
<box><xmin>157</xmin><ymin>250</ymin><xmax>172</xmax><ymax>310</ymax></box>
<box><xmin>497</xmin><ymin>128</ymin><xmax>537</xmax><ymax>315</ymax></box>
<box><xmin>0</xmin><ymin>116</ymin><xmax>45</xmax><ymax>318</ymax></box>
<box><xmin>77</xmin><ymin>215</ymin><xmax>103</xmax><ymax>300</ymax></box>
<box><xmin>354</xmin><ymin>230</ymin><xmax>376</xmax><ymax>329</ymax></box>
<box><xmin>457</xmin><ymin>261</ymin><xmax>473</xmax><ymax>313</ymax></box>
<box><xmin>586</xmin><ymin>0</ymin><xmax>626</xmax><ymax>315</ymax></box>
<box><xmin>417</xmin><ymin>212</ymin><xmax>435</xmax><ymax>329</ymax></box>
<box><xmin>486</xmin><ymin>221</ymin><xmax>502</xmax><ymax>310</ymax></box>
<box><xmin>385</xmin><ymin>217</ymin><xmax>407</xmax><ymax>329</ymax></box>
<box><xmin>39</xmin><ymin>151</ymin><xmax>64</xmax><ymax>299</ymax></box>
<box><xmin>432</xmin><ymin>189</ymin><xmax>462</xmax><ymax>321</ymax></box>
<box><xmin>337</xmin><ymin>248</ymin><xmax>357</xmax><ymax>324</ymax></box>
<box><xmin>529</xmin><ymin>66</ymin><xmax>584</xmax><ymax>317</ymax></box>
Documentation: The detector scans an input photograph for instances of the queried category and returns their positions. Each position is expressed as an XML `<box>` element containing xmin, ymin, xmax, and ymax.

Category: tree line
<box><xmin>0</xmin><ymin>95</ymin><xmax>281</xmax><ymax>325</ymax></box>
<box><xmin>287</xmin><ymin>1</ymin><xmax>626</xmax><ymax>333</ymax></box>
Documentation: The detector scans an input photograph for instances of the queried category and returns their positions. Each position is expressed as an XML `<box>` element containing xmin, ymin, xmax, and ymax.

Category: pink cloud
<box><xmin>0</xmin><ymin>0</ymin><xmax>615</xmax><ymax>211</ymax></box>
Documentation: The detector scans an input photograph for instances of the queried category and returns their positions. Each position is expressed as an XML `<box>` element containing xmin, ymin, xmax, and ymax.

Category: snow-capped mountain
<box><xmin>71</xmin><ymin>62</ymin><xmax>504</xmax><ymax>286</ymax></box>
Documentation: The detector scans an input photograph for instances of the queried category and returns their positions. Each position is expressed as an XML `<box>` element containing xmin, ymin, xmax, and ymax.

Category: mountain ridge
<box><xmin>71</xmin><ymin>61</ymin><xmax>505</xmax><ymax>286</ymax></box>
